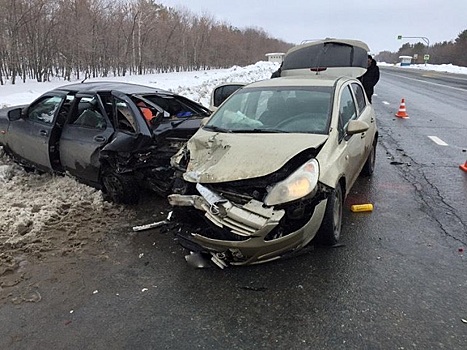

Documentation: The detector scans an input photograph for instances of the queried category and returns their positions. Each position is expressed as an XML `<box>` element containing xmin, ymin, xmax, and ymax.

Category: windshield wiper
<box><xmin>203</xmin><ymin>125</ymin><xmax>231</xmax><ymax>133</ymax></box>
<box><xmin>232</xmin><ymin>128</ymin><xmax>289</xmax><ymax>133</ymax></box>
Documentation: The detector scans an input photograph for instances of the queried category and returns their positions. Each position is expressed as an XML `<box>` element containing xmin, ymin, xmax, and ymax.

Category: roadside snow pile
<box><xmin>96</xmin><ymin>61</ymin><xmax>277</xmax><ymax>107</ymax></box>
<box><xmin>0</xmin><ymin>61</ymin><xmax>279</xmax><ymax>108</ymax></box>
<box><xmin>0</xmin><ymin>148</ymin><xmax>124</xmax><ymax>247</ymax></box>
<box><xmin>378</xmin><ymin>62</ymin><xmax>467</xmax><ymax>75</ymax></box>
<box><xmin>407</xmin><ymin>63</ymin><xmax>467</xmax><ymax>75</ymax></box>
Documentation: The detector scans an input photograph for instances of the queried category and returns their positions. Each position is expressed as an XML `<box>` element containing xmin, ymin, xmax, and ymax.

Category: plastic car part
<box><xmin>102</xmin><ymin>170</ymin><xmax>140</xmax><ymax>204</ymax></box>
<box><xmin>315</xmin><ymin>183</ymin><xmax>343</xmax><ymax>245</ymax></box>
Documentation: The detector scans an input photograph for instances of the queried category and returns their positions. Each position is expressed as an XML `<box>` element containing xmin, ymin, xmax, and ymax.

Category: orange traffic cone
<box><xmin>460</xmin><ymin>161</ymin><xmax>467</xmax><ymax>172</ymax></box>
<box><xmin>395</xmin><ymin>98</ymin><xmax>409</xmax><ymax>118</ymax></box>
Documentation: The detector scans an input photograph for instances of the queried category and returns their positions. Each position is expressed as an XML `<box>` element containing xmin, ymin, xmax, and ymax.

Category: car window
<box><xmin>339</xmin><ymin>85</ymin><xmax>357</xmax><ymax>128</ymax></box>
<box><xmin>133</xmin><ymin>98</ymin><xmax>159</xmax><ymax>124</ymax></box>
<box><xmin>115</xmin><ymin>98</ymin><xmax>137</xmax><ymax>133</ymax></box>
<box><xmin>282</xmin><ymin>42</ymin><xmax>368</xmax><ymax>71</ymax></box>
<box><xmin>71</xmin><ymin>96</ymin><xmax>107</xmax><ymax>129</ymax></box>
<box><xmin>56</xmin><ymin>94</ymin><xmax>76</xmax><ymax>126</ymax></box>
<box><xmin>351</xmin><ymin>83</ymin><xmax>367</xmax><ymax>114</ymax></box>
<box><xmin>143</xmin><ymin>94</ymin><xmax>198</xmax><ymax>119</ymax></box>
<box><xmin>27</xmin><ymin>96</ymin><xmax>63</xmax><ymax>124</ymax></box>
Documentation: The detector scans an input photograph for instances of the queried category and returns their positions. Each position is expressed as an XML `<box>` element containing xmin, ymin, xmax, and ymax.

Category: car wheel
<box><xmin>315</xmin><ymin>183</ymin><xmax>343</xmax><ymax>246</ymax></box>
<box><xmin>360</xmin><ymin>140</ymin><xmax>376</xmax><ymax>177</ymax></box>
<box><xmin>102</xmin><ymin>171</ymin><xmax>140</xmax><ymax>204</ymax></box>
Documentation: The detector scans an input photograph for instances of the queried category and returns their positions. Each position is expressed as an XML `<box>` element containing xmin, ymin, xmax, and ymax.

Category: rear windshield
<box><xmin>282</xmin><ymin>42</ymin><xmax>368</xmax><ymax>71</ymax></box>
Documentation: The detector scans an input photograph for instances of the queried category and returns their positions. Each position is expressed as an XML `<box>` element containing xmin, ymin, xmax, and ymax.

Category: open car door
<box><xmin>6</xmin><ymin>93</ymin><xmax>67</xmax><ymax>171</ymax></box>
<box><xmin>59</xmin><ymin>93</ymin><xmax>114</xmax><ymax>185</ymax></box>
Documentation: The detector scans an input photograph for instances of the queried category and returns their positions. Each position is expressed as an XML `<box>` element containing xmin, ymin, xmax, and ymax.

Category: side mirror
<box><xmin>210</xmin><ymin>84</ymin><xmax>244</xmax><ymax>108</ymax></box>
<box><xmin>7</xmin><ymin>108</ymin><xmax>23</xmax><ymax>121</ymax></box>
<box><xmin>346</xmin><ymin>119</ymin><xmax>369</xmax><ymax>135</ymax></box>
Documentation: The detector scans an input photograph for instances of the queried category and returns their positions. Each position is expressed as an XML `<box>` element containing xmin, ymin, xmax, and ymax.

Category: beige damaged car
<box><xmin>168</xmin><ymin>39</ymin><xmax>378</xmax><ymax>268</ymax></box>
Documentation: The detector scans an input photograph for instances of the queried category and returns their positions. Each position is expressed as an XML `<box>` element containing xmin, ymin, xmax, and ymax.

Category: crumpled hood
<box><xmin>183</xmin><ymin>129</ymin><xmax>327</xmax><ymax>183</ymax></box>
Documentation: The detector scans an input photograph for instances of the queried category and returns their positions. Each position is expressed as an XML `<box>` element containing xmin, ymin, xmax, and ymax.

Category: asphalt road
<box><xmin>1</xmin><ymin>68</ymin><xmax>467</xmax><ymax>349</ymax></box>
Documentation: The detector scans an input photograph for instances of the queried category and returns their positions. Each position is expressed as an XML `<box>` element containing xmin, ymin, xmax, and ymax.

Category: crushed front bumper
<box><xmin>168</xmin><ymin>183</ymin><xmax>327</xmax><ymax>266</ymax></box>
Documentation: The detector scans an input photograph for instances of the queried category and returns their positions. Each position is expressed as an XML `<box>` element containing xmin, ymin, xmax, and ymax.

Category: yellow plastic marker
<box><xmin>350</xmin><ymin>204</ymin><xmax>374</xmax><ymax>212</ymax></box>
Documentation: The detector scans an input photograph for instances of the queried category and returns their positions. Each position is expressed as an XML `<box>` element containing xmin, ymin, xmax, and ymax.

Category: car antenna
<box><xmin>81</xmin><ymin>72</ymin><xmax>89</xmax><ymax>84</ymax></box>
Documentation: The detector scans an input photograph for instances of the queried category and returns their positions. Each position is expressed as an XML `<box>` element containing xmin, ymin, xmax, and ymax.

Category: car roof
<box><xmin>240</xmin><ymin>75</ymin><xmax>343</xmax><ymax>89</ymax></box>
<box><xmin>288</xmin><ymin>38</ymin><xmax>370</xmax><ymax>54</ymax></box>
<box><xmin>52</xmin><ymin>81</ymin><xmax>173</xmax><ymax>95</ymax></box>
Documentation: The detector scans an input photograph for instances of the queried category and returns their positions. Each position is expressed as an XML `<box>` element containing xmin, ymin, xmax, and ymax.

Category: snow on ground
<box><xmin>0</xmin><ymin>61</ymin><xmax>279</xmax><ymax>108</ymax></box>
<box><xmin>0</xmin><ymin>61</ymin><xmax>278</xmax><ymax>260</ymax></box>
<box><xmin>0</xmin><ymin>60</ymin><xmax>465</xmax><ymax>262</ymax></box>
<box><xmin>379</xmin><ymin>62</ymin><xmax>467</xmax><ymax>75</ymax></box>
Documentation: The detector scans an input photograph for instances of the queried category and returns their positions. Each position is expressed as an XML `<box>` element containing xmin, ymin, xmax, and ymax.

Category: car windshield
<box><xmin>204</xmin><ymin>87</ymin><xmax>332</xmax><ymax>134</ymax></box>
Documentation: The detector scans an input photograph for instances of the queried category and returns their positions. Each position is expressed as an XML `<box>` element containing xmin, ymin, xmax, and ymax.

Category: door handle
<box><xmin>361</xmin><ymin>132</ymin><xmax>366</xmax><ymax>139</ymax></box>
<box><xmin>39</xmin><ymin>130</ymin><xmax>48</xmax><ymax>136</ymax></box>
<box><xmin>94</xmin><ymin>135</ymin><xmax>106</xmax><ymax>142</ymax></box>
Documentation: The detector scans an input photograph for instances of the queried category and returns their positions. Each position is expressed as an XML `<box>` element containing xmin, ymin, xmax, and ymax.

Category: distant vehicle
<box><xmin>0</xmin><ymin>81</ymin><xmax>210</xmax><ymax>204</ymax></box>
<box><xmin>169</xmin><ymin>39</ymin><xmax>378</xmax><ymax>267</ymax></box>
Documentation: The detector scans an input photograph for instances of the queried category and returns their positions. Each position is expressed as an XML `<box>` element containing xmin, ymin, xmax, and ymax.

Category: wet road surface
<box><xmin>1</xmin><ymin>69</ymin><xmax>466</xmax><ymax>349</ymax></box>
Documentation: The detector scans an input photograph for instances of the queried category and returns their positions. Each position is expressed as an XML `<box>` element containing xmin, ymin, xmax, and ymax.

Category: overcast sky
<box><xmin>157</xmin><ymin>0</ymin><xmax>466</xmax><ymax>54</ymax></box>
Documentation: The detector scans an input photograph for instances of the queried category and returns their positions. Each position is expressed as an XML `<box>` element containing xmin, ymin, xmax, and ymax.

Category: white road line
<box><xmin>428</xmin><ymin>136</ymin><xmax>448</xmax><ymax>146</ymax></box>
<box><xmin>383</xmin><ymin>71</ymin><xmax>467</xmax><ymax>93</ymax></box>
<box><xmin>382</xmin><ymin>101</ymin><xmax>390</xmax><ymax>105</ymax></box>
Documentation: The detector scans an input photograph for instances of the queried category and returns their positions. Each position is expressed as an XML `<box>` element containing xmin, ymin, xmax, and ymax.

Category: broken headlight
<box><xmin>264</xmin><ymin>159</ymin><xmax>319</xmax><ymax>206</ymax></box>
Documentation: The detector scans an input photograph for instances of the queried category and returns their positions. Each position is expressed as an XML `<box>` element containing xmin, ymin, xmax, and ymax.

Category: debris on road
<box><xmin>350</xmin><ymin>204</ymin><xmax>374</xmax><ymax>212</ymax></box>
<box><xmin>390</xmin><ymin>161</ymin><xmax>411</xmax><ymax>166</ymax></box>
<box><xmin>132</xmin><ymin>211</ymin><xmax>174</xmax><ymax>232</ymax></box>
<box><xmin>132</xmin><ymin>220</ymin><xmax>168</xmax><ymax>232</ymax></box>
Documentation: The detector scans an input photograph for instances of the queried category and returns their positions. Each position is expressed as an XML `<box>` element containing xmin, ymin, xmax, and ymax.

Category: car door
<box><xmin>7</xmin><ymin>94</ymin><xmax>66</xmax><ymax>171</ymax></box>
<box><xmin>351</xmin><ymin>82</ymin><xmax>376</xmax><ymax>155</ymax></box>
<box><xmin>336</xmin><ymin>84</ymin><xmax>367</xmax><ymax>187</ymax></box>
<box><xmin>59</xmin><ymin>94</ymin><xmax>114</xmax><ymax>184</ymax></box>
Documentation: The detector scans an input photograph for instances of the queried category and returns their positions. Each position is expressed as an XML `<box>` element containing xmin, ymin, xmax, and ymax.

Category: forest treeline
<box><xmin>375</xmin><ymin>30</ymin><xmax>467</xmax><ymax>65</ymax></box>
<box><xmin>1</xmin><ymin>0</ymin><xmax>466</xmax><ymax>85</ymax></box>
<box><xmin>0</xmin><ymin>0</ymin><xmax>292</xmax><ymax>84</ymax></box>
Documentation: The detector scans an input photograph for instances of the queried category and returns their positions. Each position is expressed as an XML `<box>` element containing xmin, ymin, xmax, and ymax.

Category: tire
<box><xmin>102</xmin><ymin>171</ymin><xmax>140</xmax><ymax>204</ymax></box>
<box><xmin>315</xmin><ymin>183</ymin><xmax>343</xmax><ymax>246</ymax></box>
<box><xmin>360</xmin><ymin>140</ymin><xmax>376</xmax><ymax>177</ymax></box>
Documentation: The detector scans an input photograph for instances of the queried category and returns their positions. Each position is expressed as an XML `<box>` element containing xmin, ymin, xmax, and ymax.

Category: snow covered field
<box><xmin>1</xmin><ymin>60</ymin><xmax>465</xmax><ymax>264</ymax></box>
